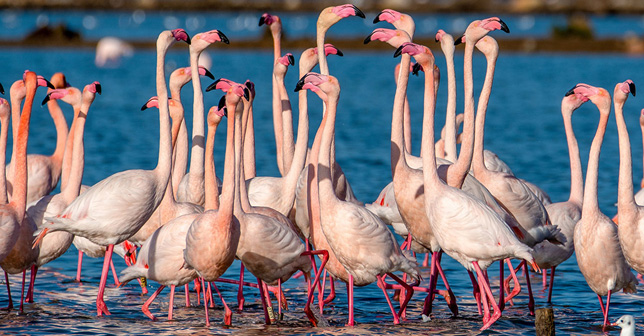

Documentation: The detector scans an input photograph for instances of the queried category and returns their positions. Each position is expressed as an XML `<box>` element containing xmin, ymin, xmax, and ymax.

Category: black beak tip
<box><xmin>335</xmin><ymin>48</ymin><xmax>344</xmax><ymax>57</ymax></box>
<box><xmin>363</xmin><ymin>34</ymin><xmax>372</xmax><ymax>44</ymax></box>
<box><xmin>41</xmin><ymin>95</ymin><xmax>50</xmax><ymax>106</ymax></box>
<box><xmin>0</xmin><ymin>83</ymin><xmax>4</xmax><ymax>95</ymax></box>
<box><xmin>218</xmin><ymin>31</ymin><xmax>230</xmax><ymax>44</ymax></box>
<box><xmin>95</xmin><ymin>83</ymin><xmax>102</xmax><ymax>95</ymax></box>
<box><xmin>412</xmin><ymin>63</ymin><xmax>421</xmax><ymax>76</ymax></box>
<box><xmin>393</xmin><ymin>45</ymin><xmax>404</xmax><ymax>58</ymax></box>
<box><xmin>499</xmin><ymin>19</ymin><xmax>510</xmax><ymax>33</ymax></box>
<box><xmin>373</xmin><ymin>15</ymin><xmax>381</xmax><ymax>24</ymax></box>
<box><xmin>205</xmin><ymin>80</ymin><xmax>219</xmax><ymax>92</ymax></box>
<box><xmin>629</xmin><ymin>82</ymin><xmax>636</xmax><ymax>97</ymax></box>
<box><xmin>141</xmin><ymin>103</ymin><xmax>148</xmax><ymax>111</ymax></box>
<box><xmin>564</xmin><ymin>85</ymin><xmax>577</xmax><ymax>97</ymax></box>
<box><xmin>204</xmin><ymin>68</ymin><xmax>215</xmax><ymax>80</ymax></box>
<box><xmin>454</xmin><ymin>36</ymin><xmax>464</xmax><ymax>45</ymax></box>
<box><xmin>353</xmin><ymin>6</ymin><xmax>366</xmax><ymax>19</ymax></box>
<box><xmin>288</xmin><ymin>54</ymin><xmax>295</xmax><ymax>66</ymax></box>
<box><xmin>243</xmin><ymin>88</ymin><xmax>250</xmax><ymax>101</ymax></box>
<box><xmin>46</xmin><ymin>80</ymin><xmax>55</xmax><ymax>89</ymax></box>
<box><xmin>218</xmin><ymin>95</ymin><xmax>226</xmax><ymax>110</ymax></box>
<box><xmin>259</xmin><ymin>16</ymin><xmax>266</xmax><ymax>26</ymax></box>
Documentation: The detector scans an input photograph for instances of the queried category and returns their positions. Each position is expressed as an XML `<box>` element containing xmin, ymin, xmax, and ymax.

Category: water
<box><xmin>1</xmin><ymin>11</ymin><xmax>644</xmax><ymax>336</ymax></box>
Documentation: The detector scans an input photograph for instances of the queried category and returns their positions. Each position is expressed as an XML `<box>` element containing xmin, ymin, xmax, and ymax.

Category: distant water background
<box><xmin>0</xmin><ymin>10</ymin><xmax>644</xmax><ymax>335</ymax></box>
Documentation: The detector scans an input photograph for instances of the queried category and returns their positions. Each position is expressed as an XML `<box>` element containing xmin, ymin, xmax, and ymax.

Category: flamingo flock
<box><xmin>1</xmin><ymin>6</ymin><xmax>643</xmax><ymax>333</ymax></box>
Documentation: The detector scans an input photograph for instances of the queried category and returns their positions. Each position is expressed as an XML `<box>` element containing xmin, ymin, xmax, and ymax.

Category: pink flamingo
<box><xmin>177</xmin><ymin>30</ymin><xmax>229</xmax><ymax>207</ymax></box>
<box><xmin>33</xmin><ymin>29</ymin><xmax>191</xmax><ymax>316</ymax></box>
<box><xmin>613</xmin><ymin>80</ymin><xmax>644</xmax><ymax>278</ymax></box>
<box><xmin>399</xmin><ymin>41</ymin><xmax>537</xmax><ymax>331</ymax></box>
<box><xmin>571</xmin><ymin>82</ymin><xmax>637</xmax><ymax>330</ymax></box>
<box><xmin>25</xmin><ymin>82</ymin><xmax>101</xmax><ymax>302</ymax></box>
<box><xmin>6</xmin><ymin>74</ymin><xmax>58</xmax><ymax>204</ymax></box>
<box><xmin>532</xmin><ymin>90</ymin><xmax>589</xmax><ymax>303</ymax></box>
<box><xmin>119</xmin><ymin>104</ymin><xmax>226</xmax><ymax>322</ymax></box>
<box><xmin>297</xmin><ymin>72</ymin><xmax>418</xmax><ymax>326</ymax></box>
<box><xmin>0</xmin><ymin>72</ymin><xmax>39</xmax><ymax>313</ymax></box>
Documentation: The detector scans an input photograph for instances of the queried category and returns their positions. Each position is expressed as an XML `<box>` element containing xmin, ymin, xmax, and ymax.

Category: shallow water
<box><xmin>1</xmin><ymin>11</ymin><xmax>644</xmax><ymax>336</ymax></box>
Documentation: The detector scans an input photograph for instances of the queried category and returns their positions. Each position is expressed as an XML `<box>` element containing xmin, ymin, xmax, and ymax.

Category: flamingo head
<box><xmin>208</xmin><ymin>78</ymin><xmax>249</xmax><ymax>106</ymax></box>
<box><xmin>463</xmin><ymin>17</ymin><xmax>509</xmax><ymax>44</ymax></box>
<box><xmin>319</xmin><ymin>4</ymin><xmax>365</xmax><ymax>28</ymax></box>
<box><xmin>141</xmin><ymin>96</ymin><xmax>160</xmax><ymax>110</ymax></box>
<box><xmin>170</xmin><ymin>28</ymin><xmax>191</xmax><ymax>44</ymax></box>
<box><xmin>294</xmin><ymin>72</ymin><xmax>339</xmax><ymax>102</ymax></box>
<box><xmin>23</xmin><ymin>71</ymin><xmax>55</xmax><ymax>89</ymax></box>
<box><xmin>561</xmin><ymin>88</ymin><xmax>589</xmax><ymax>114</ymax></box>
<box><xmin>474</xmin><ymin>36</ymin><xmax>499</xmax><ymax>58</ymax></box>
<box><xmin>394</xmin><ymin>42</ymin><xmax>435</xmax><ymax>69</ymax></box>
<box><xmin>320</xmin><ymin>43</ymin><xmax>343</xmax><ymax>57</ymax></box>
<box><xmin>85</xmin><ymin>81</ymin><xmax>101</xmax><ymax>95</ymax></box>
<box><xmin>193</xmin><ymin>30</ymin><xmax>229</xmax><ymax>47</ymax></box>
<box><xmin>300</xmin><ymin>44</ymin><xmax>343</xmax><ymax>75</ymax></box>
<box><xmin>364</xmin><ymin>28</ymin><xmax>410</xmax><ymax>48</ymax></box>
<box><xmin>613</xmin><ymin>79</ymin><xmax>636</xmax><ymax>105</ymax></box>
<box><xmin>208</xmin><ymin>104</ymin><xmax>224</xmax><ymax>126</ymax></box>
<box><xmin>216</xmin><ymin>95</ymin><xmax>227</xmax><ymax>117</ymax></box>
<box><xmin>50</xmin><ymin>72</ymin><xmax>71</xmax><ymax>90</ymax></box>
<box><xmin>278</xmin><ymin>53</ymin><xmax>295</xmax><ymax>67</ymax></box>
<box><xmin>244</xmin><ymin>80</ymin><xmax>255</xmax><ymax>100</ymax></box>
<box><xmin>373</xmin><ymin>9</ymin><xmax>414</xmax><ymax>37</ymax></box>
<box><xmin>566</xmin><ymin>83</ymin><xmax>610</xmax><ymax>113</ymax></box>
<box><xmin>412</xmin><ymin>62</ymin><xmax>423</xmax><ymax>76</ymax></box>
<box><xmin>259</xmin><ymin>13</ymin><xmax>282</xmax><ymax>36</ymax></box>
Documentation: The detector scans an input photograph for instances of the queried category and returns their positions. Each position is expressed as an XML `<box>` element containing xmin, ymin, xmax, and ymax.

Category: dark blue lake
<box><xmin>1</xmin><ymin>10</ymin><xmax>644</xmax><ymax>336</ymax></box>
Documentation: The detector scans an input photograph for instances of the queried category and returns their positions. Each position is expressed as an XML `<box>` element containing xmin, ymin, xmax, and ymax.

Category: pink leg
<box><xmin>523</xmin><ymin>262</ymin><xmax>535</xmax><ymax>315</ymax></box>
<box><xmin>237</xmin><ymin>263</ymin><xmax>245</xmax><ymax>312</ymax></box>
<box><xmin>324</xmin><ymin>275</ymin><xmax>336</xmax><ymax>305</ymax></box>
<box><xmin>19</xmin><ymin>271</ymin><xmax>25</xmax><ymax>314</ymax></box>
<box><xmin>1</xmin><ymin>271</ymin><xmax>13</xmax><ymax>310</ymax></box>
<box><xmin>76</xmin><ymin>250</ymin><xmax>83</xmax><ymax>282</ymax></box>
<box><xmin>542</xmin><ymin>268</ymin><xmax>548</xmax><ymax>288</ymax></box>
<box><xmin>467</xmin><ymin>270</ymin><xmax>482</xmax><ymax>315</ymax></box>
<box><xmin>211</xmin><ymin>282</ymin><xmax>232</xmax><ymax>326</ymax></box>
<box><xmin>597</xmin><ymin>294</ymin><xmax>605</xmax><ymax>316</ymax></box>
<box><xmin>422</xmin><ymin>251</ymin><xmax>439</xmax><ymax>316</ymax></box>
<box><xmin>201</xmin><ymin>278</ymin><xmax>210</xmax><ymax>326</ymax></box>
<box><xmin>504</xmin><ymin>259</ymin><xmax>522</xmax><ymax>304</ymax></box>
<box><xmin>389</xmin><ymin>273</ymin><xmax>415</xmax><ymax>320</ymax></box>
<box><xmin>142</xmin><ymin>285</ymin><xmax>165</xmax><ymax>321</ymax></box>
<box><xmin>346</xmin><ymin>274</ymin><xmax>355</xmax><ymax>326</ymax></box>
<box><xmin>109</xmin><ymin>260</ymin><xmax>120</xmax><ymax>287</ymax></box>
<box><xmin>478</xmin><ymin>269</ymin><xmax>490</xmax><ymax>324</ymax></box>
<box><xmin>206</xmin><ymin>282</ymin><xmax>214</xmax><ymax>308</ymax></box>
<box><xmin>257</xmin><ymin>277</ymin><xmax>271</xmax><ymax>325</ymax></box>
<box><xmin>319</xmin><ymin>270</ymin><xmax>327</xmax><ymax>312</ymax></box>
<box><xmin>435</xmin><ymin>256</ymin><xmax>458</xmax><ymax>316</ymax></box>
<box><xmin>184</xmin><ymin>284</ymin><xmax>190</xmax><ymax>307</ymax></box>
<box><xmin>262</xmin><ymin>281</ymin><xmax>276</xmax><ymax>323</ymax></box>
<box><xmin>96</xmin><ymin>244</ymin><xmax>113</xmax><ymax>316</ymax></box>
<box><xmin>422</xmin><ymin>253</ymin><xmax>430</xmax><ymax>268</ymax></box>
<box><xmin>547</xmin><ymin>267</ymin><xmax>555</xmax><ymax>303</ymax></box>
<box><xmin>194</xmin><ymin>279</ymin><xmax>202</xmax><ymax>305</ymax></box>
<box><xmin>302</xmin><ymin>250</ymin><xmax>328</xmax><ymax>326</ymax></box>
<box><xmin>498</xmin><ymin>260</ymin><xmax>505</xmax><ymax>313</ymax></box>
<box><xmin>473</xmin><ymin>262</ymin><xmax>502</xmax><ymax>331</ymax></box>
<box><xmin>376</xmin><ymin>275</ymin><xmax>400</xmax><ymax>324</ymax></box>
<box><xmin>168</xmin><ymin>285</ymin><xmax>175</xmax><ymax>320</ymax></box>
<box><xmin>277</xmin><ymin>279</ymin><xmax>282</xmax><ymax>318</ymax></box>
<box><xmin>26</xmin><ymin>265</ymin><xmax>37</xmax><ymax>303</ymax></box>
<box><xmin>602</xmin><ymin>290</ymin><xmax>612</xmax><ymax>331</ymax></box>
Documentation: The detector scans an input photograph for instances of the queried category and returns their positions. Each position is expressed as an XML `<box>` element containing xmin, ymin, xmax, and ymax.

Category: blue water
<box><xmin>1</xmin><ymin>10</ymin><xmax>644</xmax><ymax>336</ymax></box>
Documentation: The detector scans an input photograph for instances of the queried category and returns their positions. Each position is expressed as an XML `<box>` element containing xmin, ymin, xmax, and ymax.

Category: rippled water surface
<box><xmin>1</xmin><ymin>11</ymin><xmax>644</xmax><ymax>336</ymax></box>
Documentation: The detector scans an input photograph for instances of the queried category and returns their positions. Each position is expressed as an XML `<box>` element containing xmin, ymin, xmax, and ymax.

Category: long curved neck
<box><xmin>582</xmin><ymin>110</ymin><xmax>610</xmax><ymax>215</ymax></box>
<box><xmin>222</xmin><ymin>101</ymin><xmax>237</xmax><ymax>218</ymax></box>
<box><xmin>46</xmin><ymin>97</ymin><xmax>68</xmax><ymax>164</ymax></box>
<box><xmin>420</xmin><ymin>61</ymin><xmax>441</xmax><ymax>191</ymax></box>
<box><xmin>472</xmin><ymin>48</ymin><xmax>496</xmax><ymax>174</ymax></box>
<box><xmin>271</xmin><ymin>29</ymin><xmax>284</xmax><ymax>176</ymax></box>
<box><xmin>189</xmin><ymin>47</ymin><xmax>205</xmax><ymax>176</ymax></box>
<box><xmin>276</xmin><ymin>72</ymin><xmax>295</xmax><ymax>174</ymax></box>
<box><xmin>170</xmin><ymin>84</ymin><xmax>189</xmax><ymax>196</ymax></box>
<box><xmin>443</xmin><ymin>48</ymin><xmax>457</xmax><ymax>163</ymax></box>
<box><xmin>562</xmin><ymin>109</ymin><xmax>583</xmax><ymax>205</ymax></box>
<box><xmin>204</xmin><ymin>119</ymin><xmax>220</xmax><ymax>210</ymax></box>
<box><xmin>154</xmin><ymin>39</ymin><xmax>172</xmax><ymax>197</ymax></box>
<box><xmin>11</xmin><ymin>81</ymin><xmax>36</xmax><ymax>217</ymax></box>
<box><xmin>318</xmin><ymin>95</ymin><xmax>338</xmax><ymax>206</ymax></box>
<box><xmin>9</xmin><ymin>90</ymin><xmax>23</xmax><ymax>168</ymax></box>
<box><xmin>231</xmin><ymin>101</ymin><xmax>245</xmax><ymax>215</ymax></box>
<box><xmin>391</xmin><ymin>53</ymin><xmax>413</xmax><ymax>178</ymax></box>
<box><xmin>243</xmin><ymin>98</ymin><xmax>257</xmax><ymax>180</ymax></box>
<box><xmin>615</xmin><ymin>100</ymin><xmax>636</xmax><ymax>211</ymax></box>
<box><xmin>62</xmin><ymin>99</ymin><xmax>90</xmax><ymax>204</ymax></box>
<box><xmin>316</xmin><ymin>28</ymin><xmax>330</xmax><ymax>76</ymax></box>
<box><xmin>0</xmin><ymin>115</ymin><xmax>8</xmax><ymax>204</ymax></box>
<box><xmin>283</xmin><ymin>87</ymin><xmax>310</xmax><ymax>199</ymax></box>
<box><xmin>61</xmin><ymin>103</ymin><xmax>81</xmax><ymax>192</ymax></box>
<box><xmin>240</xmin><ymin>100</ymin><xmax>253</xmax><ymax>212</ymax></box>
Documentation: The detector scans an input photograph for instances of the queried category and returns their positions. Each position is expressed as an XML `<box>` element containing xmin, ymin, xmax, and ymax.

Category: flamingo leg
<box><xmin>206</xmin><ymin>282</ymin><xmax>214</xmax><ymax>308</ymax></box>
<box><xmin>542</xmin><ymin>268</ymin><xmax>548</xmax><ymax>289</ymax></box>
<box><xmin>547</xmin><ymin>266</ymin><xmax>556</xmax><ymax>303</ymax></box>
<box><xmin>26</xmin><ymin>265</ymin><xmax>37</xmax><ymax>303</ymax></box>
<box><xmin>201</xmin><ymin>278</ymin><xmax>210</xmax><ymax>327</ymax></box>
<box><xmin>467</xmin><ymin>270</ymin><xmax>482</xmax><ymax>315</ymax></box>
<box><xmin>19</xmin><ymin>270</ymin><xmax>25</xmax><ymax>314</ymax></box>
<box><xmin>262</xmin><ymin>281</ymin><xmax>276</xmax><ymax>323</ymax></box>
<box><xmin>76</xmin><ymin>250</ymin><xmax>83</xmax><ymax>282</ymax></box>
<box><xmin>109</xmin><ymin>260</ymin><xmax>120</xmax><ymax>287</ymax></box>
<box><xmin>184</xmin><ymin>284</ymin><xmax>190</xmax><ymax>307</ymax></box>
<box><xmin>346</xmin><ymin>274</ymin><xmax>355</xmax><ymax>326</ymax></box>
<box><xmin>301</xmin><ymin>249</ymin><xmax>328</xmax><ymax>326</ymax></box>
<box><xmin>376</xmin><ymin>275</ymin><xmax>400</xmax><ymax>324</ymax></box>
<box><xmin>257</xmin><ymin>278</ymin><xmax>271</xmax><ymax>325</ymax></box>
<box><xmin>277</xmin><ymin>279</ymin><xmax>282</xmax><ymax>318</ymax></box>
<box><xmin>478</xmin><ymin>269</ymin><xmax>490</xmax><ymax>324</ymax></box>
<box><xmin>388</xmin><ymin>272</ymin><xmax>415</xmax><ymax>321</ymax></box>
<box><xmin>324</xmin><ymin>275</ymin><xmax>336</xmax><ymax>306</ymax></box>
<box><xmin>523</xmin><ymin>262</ymin><xmax>535</xmax><ymax>315</ymax></box>
<box><xmin>96</xmin><ymin>244</ymin><xmax>113</xmax><ymax>316</ymax></box>
<box><xmin>504</xmin><ymin>259</ymin><xmax>522</xmax><ymax>304</ymax></box>
<box><xmin>473</xmin><ymin>261</ymin><xmax>502</xmax><ymax>331</ymax></box>
<box><xmin>1</xmin><ymin>271</ymin><xmax>13</xmax><ymax>310</ymax></box>
<box><xmin>602</xmin><ymin>290</ymin><xmax>612</xmax><ymax>331</ymax></box>
<box><xmin>237</xmin><ymin>263</ymin><xmax>245</xmax><ymax>312</ymax></box>
<box><xmin>194</xmin><ymin>278</ymin><xmax>201</xmax><ymax>305</ymax></box>
<box><xmin>168</xmin><ymin>285</ymin><xmax>175</xmax><ymax>320</ymax></box>
<box><xmin>421</xmin><ymin>251</ymin><xmax>439</xmax><ymax>317</ymax></box>
<box><xmin>211</xmin><ymin>282</ymin><xmax>232</xmax><ymax>326</ymax></box>
<box><xmin>422</xmin><ymin>253</ymin><xmax>430</xmax><ymax>268</ymax></box>
<box><xmin>597</xmin><ymin>293</ymin><xmax>605</xmax><ymax>315</ymax></box>
<box><xmin>142</xmin><ymin>285</ymin><xmax>165</xmax><ymax>321</ymax></box>
<box><xmin>498</xmin><ymin>260</ymin><xmax>505</xmax><ymax>313</ymax></box>
<box><xmin>435</xmin><ymin>254</ymin><xmax>458</xmax><ymax>316</ymax></box>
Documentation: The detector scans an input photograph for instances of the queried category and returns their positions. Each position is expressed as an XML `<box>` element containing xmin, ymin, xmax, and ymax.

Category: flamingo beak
<box><xmin>629</xmin><ymin>82</ymin><xmax>636</xmax><ymax>96</ymax></box>
<box><xmin>564</xmin><ymin>85</ymin><xmax>578</xmax><ymax>97</ymax></box>
<box><xmin>353</xmin><ymin>5</ymin><xmax>366</xmax><ymax>19</ymax></box>
<box><xmin>203</xmin><ymin>68</ymin><xmax>215</xmax><ymax>80</ymax></box>
<box><xmin>364</xmin><ymin>31</ymin><xmax>375</xmax><ymax>44</ymax></box>
<box><xmin>288</xmin><ymin>54</ymin><xmax>295</xmax><ymax>66</ymax></box>
<box><xmin>217</xmin><ymin>30</ymin><xmax>230</xmax><ymax>44</ymax></box>
<box><xmin>0</xmin><ymin>82</ymin><xmax>4</xmax><ymax>95</ymax></box>
<box><xmin>95</xmin><ymin>83</ymin><xmax>102</xmax><ymax>95</ymax></box>
<box><xmin>259</xmin><ymin>16</ymin><xmax>266</xmax><ymax>26</ymax></box>
<box><xmin>205</xmin><ymin>79</ymin><xmax>220</xmax><ymax>92</ymax></box>
<box><xmin>41</xmin><ymin>93</ymin><xmax>52</xmax><ymax>106</ymax></box>
<box><xmin>454</xmin><ymin>35</ymin><xmax>464</xmax><ymax>46</ymax></box>
<box><xmin>499</xmin><ymin>19</ymin><xmax>510</xmax><ymax>33</ymax></box>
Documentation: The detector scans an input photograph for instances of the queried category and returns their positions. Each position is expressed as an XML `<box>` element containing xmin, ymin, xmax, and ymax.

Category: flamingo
<box><xmin>297</xmin><ymin>72</ymin><xmax>419</xmax><ymax>326</ymax></box>
<box><xmin>635</xmin><ymin>112</ymin><xmax>644</xmax><ymax>205</ymax></box>
<box><xmin>0</xmin><ymin>72</ymin><xmax>39</xmax><ymax>313</ymax></box>
<box><xmin>168</xmin><ymin>65</ymin><xmax>215</xmax><ymax>197</ymax></box>
<box><xmin>119</xmin><ymin>104</ymin><xmax>226</xmax><ymax>323</ymax></box>
<box><xmin>177</xmin><ymin>30</ymin><xmax>229</xmax><ymax>207</ymax></box>
<box><xmin>532</xmin><ymin>89</ymin><xmax>589</xmax><ymax>303</ymax></box>
<box><xmin>6</xmin><ymin>74</ymin><xmax>58</xmax><ymax>204</ymax></box>
<box><xmin>25</xmin><ymin>82</ymin><xmax>101</xmax><ymax>302</ymax></box>
<box><xmin>613</xmin><ymin>80</ymin><xmax>644</xmax><ymax>279</ymax></box>
<box><xmin>33</xmin><ymin>29</ymin><xmax>191</xmax><ymax>316</ymax></box>
<box><xmin>398</xmin><ymin>41</ymin><xmax>537</xmax><ymax>331</ymax></box>
<box><xmin>570</xmin><ymin>82</ymin><xmax>637</xmax><ymax>330</ymax></box>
